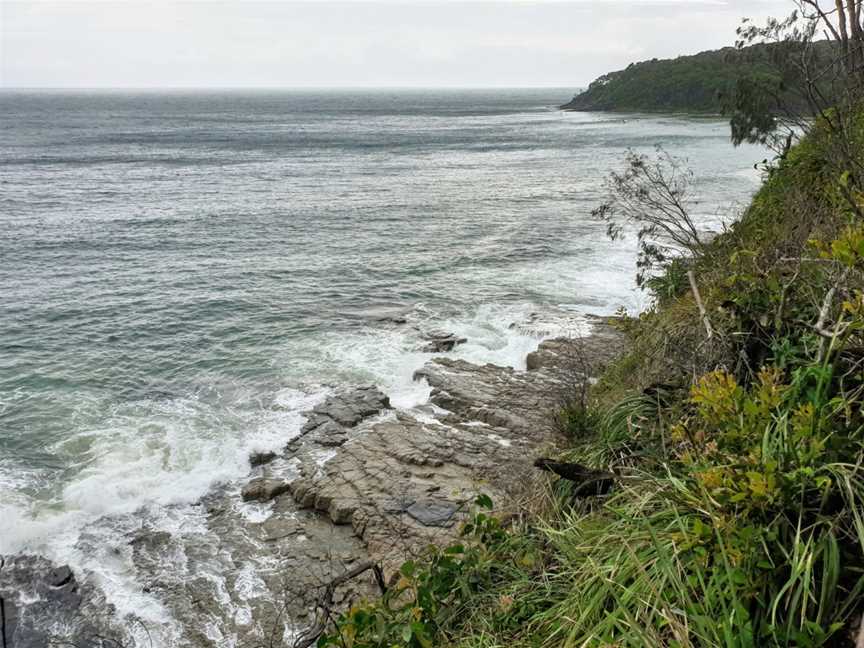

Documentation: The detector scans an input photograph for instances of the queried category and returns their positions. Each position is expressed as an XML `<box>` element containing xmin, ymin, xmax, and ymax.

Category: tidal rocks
<box><xmin>413</xmin><ymin>357</ymin><xmax>562</xmax><ymax>435</ymax></box>
<box><xmin>0</xmin><ymin>554</ymin><xmax>124</xmax><ymax>648</ymax></box>
<box><xmin>420</xmin><ymin>330</ymin><xmax>467</xmax><ymax>353</ymax></box>
<box><xmin>525</xmin><ymin>317</ymin><xmax>624</xmax><ymax>374</ymax></box>
<box><xmin>241</xmin><ymin>477</ymin><xmax>292</xmax><ymax>502</ymax></box>
<box><xmin>301</xmin><ymin>385</ymin><xmax>391</xmax><ymax>434</ymax></box>
<box><xmin>249</xmin><ymin>450</ymin><xmax>277</xmax><ymax>467</ymax></box>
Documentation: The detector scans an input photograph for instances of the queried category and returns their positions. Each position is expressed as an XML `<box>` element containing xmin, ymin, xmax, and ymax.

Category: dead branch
<box><xmin>687</xmin><ymin>271</ymin><xmax>714</xmax><ymax>340</ymax></box>
<box><xmin>293</xmin><ymin>561</ymin><xmax>385</xmax><ymax>648</ymax></box>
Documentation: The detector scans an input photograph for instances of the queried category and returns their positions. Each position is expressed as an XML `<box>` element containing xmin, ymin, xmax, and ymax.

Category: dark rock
<box><xmin>0</xmin><ymin>554</ymin><xmax>125</xmax><ymax>648</ymax></box>
<box><xmin>420</xmin><ymin>330</ymin><xmax>467</xmax><ymax>353</ymax></box>
<box><xmin>48</xmin><ymin>565</ymin><xmax>74</xmax><ymax>587</ymax></box>
<box><xmin>405</xmin><ymin>500</ymin><xmax>460</xmax><ymax>527</ymax></box>
<box><xmin>299</xmin><ymin>386</ymin><xmax>391</xmax><ymax>438</ymax></box>
<box><xmin>380</xmin><ymin>315</ymin><xmax>408</xmax><ymax>325</ymax></box>
<box><xmin>249</xmin><ymin>451</ymin><xmax>277</xmax><ymax>467</ymax></box>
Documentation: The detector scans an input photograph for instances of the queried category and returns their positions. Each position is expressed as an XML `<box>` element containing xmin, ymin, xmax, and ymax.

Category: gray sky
<box><xmin>2</xmin><ymin>0</ymin><xmax>788</xmax><ymax>88</ymax></box>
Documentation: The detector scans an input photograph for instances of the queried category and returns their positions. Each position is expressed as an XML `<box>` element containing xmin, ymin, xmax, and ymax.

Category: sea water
<box><xmin>1</xmin><ymin>88</ymin><xmax>763</xmax><ymax>613</ymax></box>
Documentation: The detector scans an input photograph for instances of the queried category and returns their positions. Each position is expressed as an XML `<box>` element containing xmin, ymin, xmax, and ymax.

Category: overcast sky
<box><xmin>1</xmin><ymin>0</ymin><xmax>788</xmax><ymax>88</ymax></box>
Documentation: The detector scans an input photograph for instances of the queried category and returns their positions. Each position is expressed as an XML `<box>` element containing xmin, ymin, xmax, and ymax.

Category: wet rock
<box><xmin>301</xmin><ymin>386</ymin><xmax>391</xmax><ymax>435</ymax></box>
<box><xmin>317</xmin><ymin>429</ymin><xmax>349</xmax><ymax>447</ymax></box>
<box><xmin>241</xmin><ymin>477</ymin><xmax>291</xmax><ymax>502</ymax></box>
<box><xmin>379</xmin><ymin>314</ymin><xmax>408</xmax><ymax>325</ymax></box>
<box><xmin>249</xmin><ymin>451</ymin><xmax>277</xmax><ymax>467</ymax></box>
<box><xmin>130</xmin><ymin>529</ymin><xmax>172</xmax><ymax>551</ymax></box>
<box><xmin>0</xmin><ymin>554</ymin><xmax>126</xmax><ymax>648</ymax></box>
<box><xmin>48</xmin><ymin>564</ymin><xmax>74</xmax><ymax>587</ymax></box>
<box><xmin>420</xmin><ymin>330</ymin><xmax>467</xmax><ymax>353</ymax></box>
<box><xmin>525</xmin><ymin>318</ymin><xmax>624</xmax><ymax>374</ymax></box>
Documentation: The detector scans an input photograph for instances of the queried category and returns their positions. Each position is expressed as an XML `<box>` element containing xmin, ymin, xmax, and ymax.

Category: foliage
<box><xmin>728</xmin><ymin>1</ymin><xmax>864</xmax><ymax>200</ymax></box>
<box><xmin>593</xmin><ymin>147</ymin><xmax>707</xmax><ymax>290</ymax></box>
<box><xmin>562</xmin><ymin>43</ymin><xmax>791</xmax><ymax>114</ymax></box>
<box><xmin>316</xmin><ymin>495</ymin><xmax>528</xmax><ymax>648</ymax></box>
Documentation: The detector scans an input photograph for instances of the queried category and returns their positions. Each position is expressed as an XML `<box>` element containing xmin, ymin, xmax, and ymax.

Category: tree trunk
<box><xmin>836</xmin><ymin>0</ymin><xmax>851</xmax><ymax>65</ymax></box>
<box><xmin>847</xmin><ymin>0</ymin><xmax>864</xmax><ymax>70</ymax></box>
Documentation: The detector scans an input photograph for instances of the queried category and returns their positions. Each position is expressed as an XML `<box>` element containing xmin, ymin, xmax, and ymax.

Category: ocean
<box><xmin>1</xmin><ymin>88</ymin><xmax>762</xmax><ymax>624</ymax></box>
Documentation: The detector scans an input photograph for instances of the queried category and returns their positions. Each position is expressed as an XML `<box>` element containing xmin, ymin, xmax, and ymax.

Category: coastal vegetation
<box><xmin>317</xmin><ymin>2</ymin><xmax>864</xmax><ymax>646</ymax></box>
<box><xmin>560</xmin><ymin>39</ymin><xmax>833</xmax><ymax>117</ymax></box>
<box><xmin>561</xmin><ymin>44</ymin><xmax>776</xmax><ymax>113</ymax></box>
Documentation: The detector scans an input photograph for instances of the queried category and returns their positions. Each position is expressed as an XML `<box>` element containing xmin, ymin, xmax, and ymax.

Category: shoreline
<box><xmin>1</xmin><ymin>311</ymin><xmax>625</xmax><ymax>647</ymax></box>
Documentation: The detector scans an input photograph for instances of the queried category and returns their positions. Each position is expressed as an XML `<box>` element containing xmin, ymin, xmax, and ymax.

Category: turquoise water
<box><xmin>1</xmin><ymin>89</ymin><xmax>763</xmax><ymax>559</ymax></box>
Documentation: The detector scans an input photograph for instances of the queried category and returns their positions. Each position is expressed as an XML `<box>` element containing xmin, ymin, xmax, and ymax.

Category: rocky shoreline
<box><xmin>1</xmin><ymin>314</ymin><xmax>624</xmax><ymax>648</ymax></box>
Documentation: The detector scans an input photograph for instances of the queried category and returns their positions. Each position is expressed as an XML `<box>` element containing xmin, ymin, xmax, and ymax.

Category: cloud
<box><xmin>1</xmin><ymin>0</ymin><xmax>788</xmax><ymax>88</ymax></box>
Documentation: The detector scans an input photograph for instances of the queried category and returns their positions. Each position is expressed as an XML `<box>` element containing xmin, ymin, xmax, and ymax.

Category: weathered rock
<box><xmin>241</xmin><ymin>477</ymin><xmax>291</xmax><ymax>502</ymax></box>
<box><xmin>405</xmin><ymin>500</ymin><xmax>460</xmax><ymax>527</ymax></box>
<box><xmin>317</xmin><ymin>430</ymin><xmax>349</xmax><ymax>447</ymax></box>
<box><xmin>420</xmin><ymin>330</ymin><xmax>468</xmax><ymax>353</ymax></box>
<box><xmin>525</xmin><ymin>316</ymin><xmax>624</xmax><ymax>374</ymax></box>
<box><xmin>249</xmin><ymin>450</ymin><xmax>277</xmax><ymax>467</ymax></box>
<box><xmin>310</xmin><ymin>418</ymin><xmax>350</xmax><ymax>446</ymax></box>
<box><xmin>0</xmin><ymin>554</ymin><xmax>126</xmax><ymax>648</ymax></box>
<box><xmin>301</xmin><ymin>386</ymin><xmax>391</xmax><ymax>435</ymax></box>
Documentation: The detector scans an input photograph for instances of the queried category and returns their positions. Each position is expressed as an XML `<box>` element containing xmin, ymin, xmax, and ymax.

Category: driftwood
<box><xmin>533</xmin><ymin>458</ymin><xmax>616</xmax><ymax>497</ymax></box>
<box><xmin>687</xmin><ymin>270</ymin><xmax>714</xmax><ymax>340</ymax></box>
<box><xmin>293</xmin><ymin>560</ymin><xmax>386</xmax><ymax>648</ymax></box>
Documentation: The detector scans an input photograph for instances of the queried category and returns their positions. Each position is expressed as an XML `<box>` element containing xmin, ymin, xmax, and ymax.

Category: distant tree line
<box><xmin>560</xmin><ymin>43</ymin><xmax>806</xmax><ymax>114</ymax></box>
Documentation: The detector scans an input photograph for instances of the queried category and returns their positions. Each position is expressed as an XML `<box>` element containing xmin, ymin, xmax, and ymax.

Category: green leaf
<box><xmin>401</xmin><ymin>624</ymin><xmax>413</xmax><ymax>643</ymax></box>
<box><xmin>475</xmin><ymin>494</ymin><xmax>493</xmax><ymax>510</ymax></box>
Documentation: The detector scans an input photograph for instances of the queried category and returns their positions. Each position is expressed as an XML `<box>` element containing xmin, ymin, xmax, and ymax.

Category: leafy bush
<box><xmin>316</xmin><ymin>496</ymin><xmax>533</xmax><ymax>648</ymax></box>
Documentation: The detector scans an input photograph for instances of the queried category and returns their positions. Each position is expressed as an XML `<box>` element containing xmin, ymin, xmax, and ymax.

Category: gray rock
<box><xmin>300</xmin><ymin>386</ymin><xmax>391</xmax><ymax>436</ymax></box>
<box><xmin>405</xmin><ymin>500</ymin><xmax>460</xmax><ymax>527</ymax></box>
<box><xmin>241</xmin><ymin>477</ymin><xmax>291</xmax><ymax>502</ymax></box>
<box><xmin>317</xmin><ymin>431</ymin><xmax>349</xmax><ymax>447</ymax></box>
<box><xmin>525</xmin><ymin>318</ymin><xmax>624</xmax><ymax>374</ymax></box>
<box><xmin>420</xmin><ymin>330</ymin><xmax>467</xmax><ymax>353</ymax></box>
<box><xmin>249</xmin><ymin>451</ymin><xmax>277</xmax><ymax>467</ymax></box>
<box><xmin>0</xmin><ymin>554</ymin><xmax>126</xmax><ymax>648</ymax></box>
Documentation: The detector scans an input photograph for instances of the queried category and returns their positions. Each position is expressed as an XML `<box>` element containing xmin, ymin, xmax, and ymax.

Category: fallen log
<box><xmin>533</xmin><ymin>458</ymin><xmax>616</xmax><ymax>497</ymax></box>
<box><xmin>293</xmin><ymin>560</ymin><xmax>386</xmax><ymax>648</ymax></box>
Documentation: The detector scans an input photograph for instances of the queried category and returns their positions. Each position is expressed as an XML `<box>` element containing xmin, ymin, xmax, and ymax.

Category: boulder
<box><xmin>241</xmin><ymin>478</ymin><xmax>291</xmax><ymax>502</ymax></box>
<box><xmin>420</xmin><ymin>330</ymin><xmax>467</xmax><ymax>353</ymax></box>
<box><xmin>249</xmin><ymin>451</ymin><xmax>277</xmax><ymax>467</ymax></box>
<box><xmin>303</xmin><ymin>386</ymin><xmax>391</xmax><ymax>433</ymax></box>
